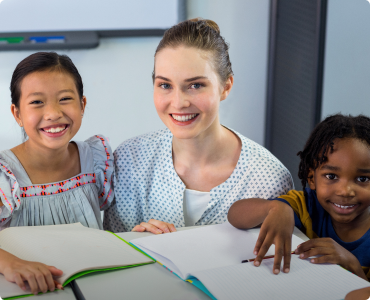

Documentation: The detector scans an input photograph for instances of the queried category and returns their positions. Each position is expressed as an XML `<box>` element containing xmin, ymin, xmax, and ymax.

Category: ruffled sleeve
<box><xmin>85</xmin><ymin>135</ymin><xmax>115</xmax><ymax>211</ymax></box>
<box><xmin>0</xmin><ymin>161</ymin><xmax>22</xmax><ymax>227</ymax></box>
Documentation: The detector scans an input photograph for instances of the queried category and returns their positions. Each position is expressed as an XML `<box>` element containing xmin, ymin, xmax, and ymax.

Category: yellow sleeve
<box><xmin>278</xmin><ymin>190</ymin><xmax>318</xmax><ymax>239</ymax></box>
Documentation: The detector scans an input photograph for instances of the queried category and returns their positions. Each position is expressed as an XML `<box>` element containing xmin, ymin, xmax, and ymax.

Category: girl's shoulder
<box><xmin>0</xmin><ymin>150</ymin><xmax>28</xmax><ymax>186</ymax></box>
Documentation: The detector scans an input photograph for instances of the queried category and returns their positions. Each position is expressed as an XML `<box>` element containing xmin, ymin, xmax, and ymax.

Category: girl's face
<box><xmin>308</xmin><ymin>138</ymin><xmax>370</xmax><ymax>227</ymax></box>
<box><xmin>153</xmin><ymin>46</ymin><xmax>233</xmax><ymax>140</ymax></box>
<box><xmin>11</xmin><ymin>70</ymin><xmax>86</xmax><ymax>151</ymax></box>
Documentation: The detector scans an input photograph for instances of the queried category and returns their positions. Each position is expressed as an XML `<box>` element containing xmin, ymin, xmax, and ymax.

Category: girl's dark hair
<box><xmin>153</xmin><ymin>18</ymin><xmax>233</xmax><ymax>83</ymax></box>
<box><xmin>10</xmin><ymin>52</ymin><xmax>83</xmax><ymax>108</ymax></box>
<box><xmin>298</xmin><ymin>114</ymin><xmax>370</xmax><ymax>189</ymax></box>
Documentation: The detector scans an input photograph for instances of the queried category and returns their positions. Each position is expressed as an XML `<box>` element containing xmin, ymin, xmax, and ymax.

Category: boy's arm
<box><xmin>228</xmin><ymin>198</ymin><xmax>295</xmax><ymax>274</ymax></box>
<box><xmin>345</xmin><ymin>287</ymin><xmax>370</xmax><ymax>300</ymax></box>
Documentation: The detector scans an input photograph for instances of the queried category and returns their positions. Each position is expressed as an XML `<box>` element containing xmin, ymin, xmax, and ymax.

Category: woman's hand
<box><xmin>295</xmin><ymin>238</ymin><xmax>367</xmax><ymax>281</ymax></box>
<box><xmin>345</xmin><ymin>287</ymin><xmax>370</xmax><ymax>300</ymax></box>
<box><xmin>0</xmin><ymin>250</ymin><xmax>63</xmax><ymax>295</ymax></box>
<box><xmin>132</xmin><ymin>219</ymin><xmax>177</xmax><ymax>234</ymax></box>
<box><xmin>253</xmin><ymin>200</ymin><xmax>295</xmax><ymax>275</ymax></box>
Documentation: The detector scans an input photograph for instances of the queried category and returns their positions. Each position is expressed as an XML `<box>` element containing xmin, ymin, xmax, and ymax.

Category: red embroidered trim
<box><xmin>95</xmin><ymin>135</ymin><xmax>111</xmax><ymax>199</ymax></box>
<box><xmin>19</xmin><ymin>173</ymin><xmax>95</xmax><ymax>192</ymax></box>
<box><xmin>0</xmin><ymin>187</ymin><xmax>12</xmax><ymax>212</ymax></box>
<box><xmin>0</xmin><ymin>163</ymin><xmax>21</xmax><ymax>206</ymax></box>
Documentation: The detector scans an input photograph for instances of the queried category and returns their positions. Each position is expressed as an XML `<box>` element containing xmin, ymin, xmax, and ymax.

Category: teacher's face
<box><xmin>153</xmin><ymin>46</ymin><xmax>232</xmax><ymax>140</ymax></box>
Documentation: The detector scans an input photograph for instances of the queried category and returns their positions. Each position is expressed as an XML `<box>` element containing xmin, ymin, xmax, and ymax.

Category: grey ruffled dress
<box><xmin>0</xmin><ymin>135</ymin><xmax>114</xmax><ymax>230</ymax></box>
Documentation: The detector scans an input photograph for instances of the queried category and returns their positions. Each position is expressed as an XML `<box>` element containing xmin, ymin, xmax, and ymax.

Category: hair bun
<box><xmin>189</xmin><ymin>17</ymin><xmax>221</xmax><ymax>34</ymax></box>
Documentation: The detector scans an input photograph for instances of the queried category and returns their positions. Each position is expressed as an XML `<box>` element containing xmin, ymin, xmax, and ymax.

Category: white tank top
<box><xmin>183</xmin><ymin>189</ymin><xmax>211</xmax><ymax>226</ymax></box>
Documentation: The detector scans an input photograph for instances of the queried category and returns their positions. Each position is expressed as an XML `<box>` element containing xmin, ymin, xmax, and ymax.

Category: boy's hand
<box><xmin>345</xmin><ymin>287</ymin><xmax>370</xmax><ymax>300</ymax></box>
<box><xmin>295</xmin><ymin>238</ymin><xmax>367</xmax><ymax>280</ymax></box>
<box><xmin>132</xmin><ymin>219</ymin><xmax>177</xmax><ymax>234</ymax></box>
<box><xmin>1</xmin><ymin>256</ymin><xmax>63</xmax><ymax>295</ymax></box>
<box><xmin>253</xmin><ymin>200</ymin><xmax>295</xmax><ymax>274</ymax></box>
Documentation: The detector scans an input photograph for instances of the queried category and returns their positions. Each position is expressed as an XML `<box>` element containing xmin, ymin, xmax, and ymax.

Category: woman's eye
<box><xmin>325</xmin><ymin>174</ymin><xmax>337</xmax><ymax>180</ymax></box>
<box><xmin>357</xmin><ymin>176</ymin><xmax>370</xmax><ymax>183</ymax></box>
<box><xmin>190</xmin><ymin>83</ymin><xmax>202</xmax><ymax>89</ymax></box>
<box><xmin>159</xmin><ymin>83</ymin><xmax>171</xmax><ymax>89</ymax></box>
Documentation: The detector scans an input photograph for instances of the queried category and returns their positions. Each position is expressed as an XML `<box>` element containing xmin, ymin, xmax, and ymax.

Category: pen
<box><xmin>242</xmin><ymin>251</ymin><xmax>295</xmax><ymax>263</ymax></box>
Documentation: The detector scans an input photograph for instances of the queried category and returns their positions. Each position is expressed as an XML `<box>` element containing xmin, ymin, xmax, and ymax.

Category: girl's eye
<box><xmin>357</xmin><ymin>176</ymin><xmax>370</xmax><ymax>183</ymax></box>
<box><xmin>60</xmin><ymin>97</ymin><xmax>72</xmax><ymax>101</ymax></box>
<box><xmin>159</xmin><ymin>83</ymin><xmax>171</xmax><ymax>89</ymax></box>
<box><xmin>30</xmin><ymin>100</ymin><xmax>43</xmax><ymax>105</ymax></box>
<box><xmin>190</xmin><ymin>83</ymin><xmax>203</xmax><ymax>89</ymax></box>
<box><xmin>325</xmin><ymin>174</ymin><xmax>337</xmax><ymax>180</ymax></box>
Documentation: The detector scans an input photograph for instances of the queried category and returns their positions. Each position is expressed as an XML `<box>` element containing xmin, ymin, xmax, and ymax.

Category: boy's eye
<box><xmin>325</xmin><ymin>174</ymin><xmax>337</xmax><ymax>180</ymax></box>
<box><xmin>357</xmin><ymin>176</ymin><xmax>370</xmax><ymax>183</ymax></box>
<box><xmin>159</xmin><ymin>83</ymin><xmax>171</xmax><ymax>89</ymax></box>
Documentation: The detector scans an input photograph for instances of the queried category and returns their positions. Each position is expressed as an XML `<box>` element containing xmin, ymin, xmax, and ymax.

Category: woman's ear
<box><xmin>220</xmin><ymin>76</ymin><xmax>234</xmax><ymax>101</ymax></box>
<box><xmin>11</xmin><ymin>104</ymin><xmax>22</xmax><ymax>127</ymax></box>
<box><xmin>307</xmin><ymin>169</ymin><xmax>316</xmax><ymax>190</ymax></box>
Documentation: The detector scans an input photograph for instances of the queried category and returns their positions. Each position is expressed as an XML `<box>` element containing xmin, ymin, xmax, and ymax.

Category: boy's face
<box><xmin>308</xmin><ymin>138</ymin><xmax>370</xmax><ymax>227</ymax></box>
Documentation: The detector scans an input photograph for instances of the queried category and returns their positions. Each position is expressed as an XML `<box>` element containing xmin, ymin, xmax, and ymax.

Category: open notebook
<box><xmin>0</xmin><ymin>223</ymin><xmax>154</xmax><ymax>299</ymax></box>
<box><xmin>131</xmin><ymin>222</ymin><xmax>370</xmax><ymax>300</ymax></box>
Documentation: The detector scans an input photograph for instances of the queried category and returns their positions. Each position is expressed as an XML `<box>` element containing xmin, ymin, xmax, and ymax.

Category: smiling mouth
<box><xmin>331</xmin><ymin>202</ymin><xmax>356</xmax><ymax>209</ymax></box>
<box><xmin>41</xmin><ymin>124</ymin><xmax>69</xmax><ymax>133</ymax></box>
<box><xmin>171</xmin><ymin>114</ymin><xmax>199</xmax><ymax>122</ymax></box>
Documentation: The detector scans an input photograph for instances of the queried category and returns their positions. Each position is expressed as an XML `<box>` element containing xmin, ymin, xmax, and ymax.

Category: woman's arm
<box><xmin>0</xmin><ymin>249</ymin><xmax>63</xmax><ymax>294</ymax></box>
<box><xmin>228</xmin><ymin>198</ymin><xmax>295</xmax><ymax>274</ymax></box>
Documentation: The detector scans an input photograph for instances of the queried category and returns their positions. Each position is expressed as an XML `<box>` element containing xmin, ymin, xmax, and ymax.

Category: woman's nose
<box><xmin>171</xmin><ymin>89</ymin><xmax>190</xmax><ymax>109</ymax></box>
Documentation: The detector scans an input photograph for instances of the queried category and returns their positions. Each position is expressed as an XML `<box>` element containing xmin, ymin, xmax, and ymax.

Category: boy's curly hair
<box><xmin>297</xmin><ymin>114</ymin><xmax>370</xmax><ymax>189</ymax></box>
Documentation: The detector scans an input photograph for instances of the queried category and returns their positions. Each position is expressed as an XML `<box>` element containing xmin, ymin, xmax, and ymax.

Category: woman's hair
<box><xmin>297</xmin><ymin>114</ymin><xmax>370</xmax><ymax>189</ymax></box>
<box><xmin>10</xmin><ymin>52</ymin><xmax>84</xmax><ymax>108</ymax></box>
<box><xmin>153</xmin><ymin>18</ymin><xmax>233</xmax><ymax>83</ymax></box>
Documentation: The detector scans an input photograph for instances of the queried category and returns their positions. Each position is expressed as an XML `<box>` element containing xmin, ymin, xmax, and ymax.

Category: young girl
<box><xmin>103</xmin><ymin>18</ymin><xmax>293</xmax><ymax>234</ymax></box>
<box><xmin>228</xmin><ymin>114</ymin><xmax>370</xmax><ymax>281</ymax></box>
<box><xmin>0</xmin><ymin>52</ymin><xmax>114</xmax><ymax>294</ymax></box>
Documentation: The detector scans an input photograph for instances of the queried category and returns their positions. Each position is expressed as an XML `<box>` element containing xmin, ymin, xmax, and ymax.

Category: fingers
<box><xmin>48</xmin><ymin>266</ymin><xmax>63</xmax><ymax>276</ymax></box>
<box><xmin>132</xmin><ymin>225</ymin><xmax>146</xmax><ymax>232</ymax></box>
<box><xmin>132</xmin><ymin>220</ymin><xmax>177</xmax><ymax>234</ymax></box>
<box><xmin>295</xmin><ymin>238</ymin><xmax>331</xmax><ymax>254</ymax></box>
<box><xmin>148</xmin><ymin>219</ymin><xmax>176</xmax><ymax>233</ymax></box>
<box><xmin>13</xmin><ymin>273</ymin><xmax>27</xmax><ymax>291</ymax></box>
<box><xmin>272</xmin><ymin>246</ymin><xmax>283</xmax><ymax>274</ymax></box>
<box><xmin>253</xmin><ymin>229</ymin><xmax>267</xmax><ymax>256</ymax></box>
<box><xmin>42</xmin><ymin>269</ymin><xmax>56</xmax><ymax>292</ymax></box>
<box><xmin>283</xmin><ymin>238</ymin><xmax>292</xmax><ymax>273</ymax></box>
<box><xmin>253</xmin><ymin>235</ymin><xmax>273</xmax><ymax>267</ymax></box>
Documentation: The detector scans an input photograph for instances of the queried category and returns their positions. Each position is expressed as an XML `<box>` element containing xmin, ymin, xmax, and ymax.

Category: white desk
<box><xmin>74</xmin><ymin>226</ymin><xmax>308</xmax><ymax>300</ymax></box>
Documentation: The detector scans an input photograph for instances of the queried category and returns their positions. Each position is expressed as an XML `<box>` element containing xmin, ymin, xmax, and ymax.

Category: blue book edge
<box><xmin>129</xmin><ymin>242</ymin><xmax>217</xmax><ymax>300</ymax></box>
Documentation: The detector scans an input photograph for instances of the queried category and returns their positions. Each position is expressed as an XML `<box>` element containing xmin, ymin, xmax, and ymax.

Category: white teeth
<box><xmin>333</xmin><ymin>203</ymin><xmax>355</xmax><ymax>209</ymax></box>
<box><xmin>44</xmin><ymin>126</ymin><xmax>66</xmax><ymax>133</ymax></box>
<box><xmin>172</xmin><ymin>114</ymin><xmax>198</xmax><ymax>122</ymax></box>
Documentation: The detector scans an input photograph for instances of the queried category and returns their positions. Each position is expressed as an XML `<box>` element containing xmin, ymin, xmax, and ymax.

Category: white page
<box><xmin>191</xmin><ymin>255</ymin><xmax>370</xmax><ymax>300</ymax></box>
<box><xmin>131</xmin><ymin>222</ymin><xmax>304</xmax><ymax>280</ymax></box>
<box><xmin>0</xmin><ymin>223</ymin><xmax>152</xmax><ymax>293</ymax></box>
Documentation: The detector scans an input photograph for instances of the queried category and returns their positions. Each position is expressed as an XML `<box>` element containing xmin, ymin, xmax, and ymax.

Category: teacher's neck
<box><xmin>172</xmin><ymin>122</ymin><xmax>238</xmax><ymax>167</ymax></box>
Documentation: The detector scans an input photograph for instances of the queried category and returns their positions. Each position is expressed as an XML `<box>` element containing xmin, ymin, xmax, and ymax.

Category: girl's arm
<box><xmin>0</xmin><ymin>249</ymin><xmax>63</xmax><ymax>294</ymax></box>
<box><xmin>228</xmin><ymin>199</ymin><xmax>295</xmax><ymax>274</ymax></box>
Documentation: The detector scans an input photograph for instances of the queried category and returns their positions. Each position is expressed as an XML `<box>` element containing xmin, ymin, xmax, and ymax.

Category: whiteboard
<box><xmin>0</xmin><ymin>0</ymin><xmax>179</xmax><ymax>33</ymax></box>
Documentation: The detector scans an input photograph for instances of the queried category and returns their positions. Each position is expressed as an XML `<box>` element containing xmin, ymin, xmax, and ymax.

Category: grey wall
<box><xmin>0</xmin><ymin>0</ymin><xmax>270</xmax><ymax>151</ymax></box>
<box><xmin>321</xmin><ymin>0</ymin><xmax>370</xmax><ymax>118</ymax></box>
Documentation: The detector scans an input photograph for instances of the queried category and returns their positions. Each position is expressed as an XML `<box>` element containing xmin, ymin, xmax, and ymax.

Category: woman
<box><xmin>103</xmin><ymin>18</ymin><xmax>293</xmax><ymax>233</ymax></box>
